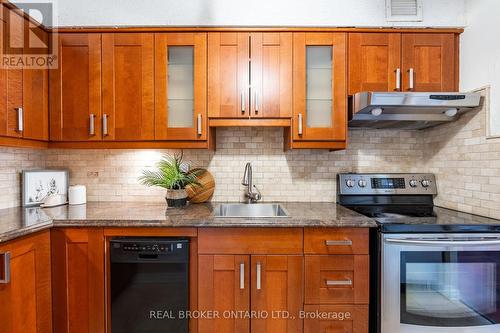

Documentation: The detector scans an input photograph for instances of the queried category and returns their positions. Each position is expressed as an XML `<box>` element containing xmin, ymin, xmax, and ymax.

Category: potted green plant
<box><xmin>138</xmin><ymin>152</ymin><xmax>202</xmax><ymax>207</ymax></box>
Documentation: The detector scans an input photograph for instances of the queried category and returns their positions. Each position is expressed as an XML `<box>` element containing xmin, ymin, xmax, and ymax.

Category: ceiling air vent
<box><xmin>386</xmin><ymin>0</ymin><xmax>423</xmax><ymax>22</ymax></box>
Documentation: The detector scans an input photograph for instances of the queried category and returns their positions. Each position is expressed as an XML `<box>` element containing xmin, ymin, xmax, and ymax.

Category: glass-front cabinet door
<box><xmin>155</xmin><ymin>33</ymin><xmax>207</xmax><ymax>140</ymax></box>
<box><xmin>293</xmin><ymin>33</ymin><xmax>347</xmax><ymax>141</ymax></box>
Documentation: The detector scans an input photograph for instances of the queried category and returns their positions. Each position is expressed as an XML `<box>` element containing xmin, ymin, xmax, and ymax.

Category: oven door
<box><xmin>382</xmin><ymin>233</ymin><xmax>500</xmax><ymax>333</ymax></box>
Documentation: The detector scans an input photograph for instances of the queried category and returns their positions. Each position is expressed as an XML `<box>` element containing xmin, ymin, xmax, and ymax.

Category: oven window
<box><xmin>401</xmin><ymin>251</ymin><xmax>500</xmax><ymax>327</ymax></box>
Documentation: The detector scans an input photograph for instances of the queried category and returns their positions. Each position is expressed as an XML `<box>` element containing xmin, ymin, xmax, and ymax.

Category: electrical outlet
<box><xmin>87</xmin><ymin>171</ymin><xmax>99</xmax><ymax>178</ymax></box>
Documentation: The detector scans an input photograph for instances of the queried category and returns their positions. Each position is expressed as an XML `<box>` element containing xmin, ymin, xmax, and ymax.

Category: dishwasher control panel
<box><xmin>110</xmin><ymin>237</ymin><xmax>189</xmax><ymax>262</ymax></box>
<box><xmin>120</xmin><ymin>242</ymin><xmax>174</xmax><ymax>253</ymax></box>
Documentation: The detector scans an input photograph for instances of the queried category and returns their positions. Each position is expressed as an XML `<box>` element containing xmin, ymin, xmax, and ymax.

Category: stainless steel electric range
<box><xmin>337</xmin><ymin>173</ymin><xmax>500</xmax><ymax>333</ymax></box>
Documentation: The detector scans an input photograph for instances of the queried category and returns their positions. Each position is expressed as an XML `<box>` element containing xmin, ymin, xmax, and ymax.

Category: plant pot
<box><xmin>165</xmin><ymin>189</ymin><xmax>188</xmax><ymax>207</ymax></box>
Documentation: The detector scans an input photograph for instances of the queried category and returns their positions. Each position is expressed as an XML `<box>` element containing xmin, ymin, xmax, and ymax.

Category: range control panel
<box><xmin>338</xmin><ymin>173</ymin><xmax>437</xmax><ymax>195</ymax></box>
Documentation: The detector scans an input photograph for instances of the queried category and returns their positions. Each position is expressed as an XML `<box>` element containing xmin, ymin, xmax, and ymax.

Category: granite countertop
<box><xmin>0</xmin><ymin>202</ymin><xmax>376</xmax><ymax>243</ymax></box>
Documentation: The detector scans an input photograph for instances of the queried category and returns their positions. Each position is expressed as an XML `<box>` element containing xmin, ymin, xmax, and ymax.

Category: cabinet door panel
<box><xmin>0</xmin><ymin>231</ymin><xmax>52</xmax><ymax>333</ymax></box>
<box><xmin>251</xmin><ymin>255</ymin><xmax>303</xmax><ymax>333</ymax></box>
<box><xmin>349</xmin><ymin>33</ymin><xmax>401</xmax><ymax>94</ymax></box>
<box><xmin>402</xmin><ymin>33</ymin><xmax>456</xmax><ymax>92</ymax></box>
<box><xmin>51</xmin><ymin>228</ymin><xmax>105</xmax><ymax>333</ymax></box>
<box><xmin>198</xmin><ymin>255</ymin><xmax>250</xmax><ymax>333</ymax></box>
<box><xmin>155</xmin><ymin>33</ymin><xmax>207</xmax><ymax>140</ymax></box>
<box><xmin>102</xmin><ymin>33</ymin><xmax>154</xmax><ymax>141</ymax></box>
<box><xmin>293</xmin><ymin>33</ymin><xmax>347</xmax><ymax>141</ymax></box>
<box><xmin>50</xmin><ymin>33</ymin><xmax>102</xmax><ymax>141</ymax></box>
<box><xmin>23</xmin><ymin>25</ymin><xmax>49</xmax><ymax>141</ymax></box>
<box><xmin>208</xmin><ymin>32</ymin><xmax>249</xmax><ymax>118</ymax></box>
<box><xmin>250</xmin><ymin>33</ymin><xmax>292</xmax><ymax>118</ymax></box>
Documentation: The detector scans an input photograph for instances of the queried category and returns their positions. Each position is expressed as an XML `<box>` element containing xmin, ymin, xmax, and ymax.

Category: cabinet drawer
<box><xmin>305</xmin><ymin>255</ymin><xmax>369</xmax><ymax>304</ymax></box>
<box><xmin>303</xmin><ymin>305</ymin><xmax>368</xmax><ymax>333</ymax></box>
<box><xmin>304</xmin><ymin>228</ymin><xmax>368</xmax><ymax>254</ymax></box>
<box><xmin>198</xmin><ymin>228</ymin><xmax>303</xmax><ymax>254</ymax></box>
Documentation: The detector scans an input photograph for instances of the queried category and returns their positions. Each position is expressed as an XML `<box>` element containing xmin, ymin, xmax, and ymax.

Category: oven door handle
<box><xmin>385</xmin><ymin>237</ymin><xmax>500</xmax><ymax>246</ymax></box>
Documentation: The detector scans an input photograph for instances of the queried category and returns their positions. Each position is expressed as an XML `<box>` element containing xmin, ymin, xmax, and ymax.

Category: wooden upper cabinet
<box><xmin>349</xmin><ymin>33</ymin><xmax>402</xmax><ymax>95</ymax></box>
<box><xmin>208</xmin><ymin>32</ymin><xmax>292</xmax><ymax>119</ymax></box>
<box><xmin>402</xmin><ymin>33</ymin><xmax>456</xmax><ymax>92</ymax></box>
<box><xmin>208</xmin><ymin>32</ymin><xmax>249</xmax><ymax>118</ymax></box>
<box><xmin>0</xmin><ymin>231</ymin><xmax>52</xmax><ymax>333</ymax></box>
<box><xmin>250</xmin><ymin>33</ymin><xmax>292</xmax><ymax>118</ymax></box>
<box><xmin>293</xmin><ymin>32</ymin><xmax>347</xmax><ymax>142</ymax></box>
<box><xmin>251</xmin><ymin>255</ymin><xmax>303</xmax><ymax>333</ymax></box>
<box><xmin>0</xmin><ymin>9</ymin><xmax>23</xmax><ymax>138</ymax></box>
<box><xmin>102</xmin><ymin>33</ymin><xmax>154</xmax><ymax>141</ymax></box>
<box><xmin>198</xmin><ymin>255</ymin><xmax>250</xmax><ymax>333</ymax></box>
<box><xmin>155</xmin><ymin>33</ymin><xmax>207</xmax><ymax>140</ymax></box>
<box><xmin>50</xmin><ymin>33</ymin><xmax>102</xmax><ymax>141</ymax></box>
<box><xmin>0</xmin><ymin>6</ymin><xmax>48</xmax><ymax>142</ymax></box>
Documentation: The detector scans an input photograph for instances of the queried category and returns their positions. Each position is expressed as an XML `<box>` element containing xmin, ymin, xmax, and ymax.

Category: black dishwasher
<box><xmin>110</xmin><ymin>237</ymin><xmax>189</xmax><ymax>333</ymax></box>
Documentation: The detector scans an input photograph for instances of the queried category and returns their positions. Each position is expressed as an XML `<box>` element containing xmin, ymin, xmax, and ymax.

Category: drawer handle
<box><xmin>325</xmin><ymin>240</ymin><xmax>353</xmax><ymax>246</ymax></box>
<box><xmin>16</xmin><ymin>107</ymin><xmax>23</xmax><ymax>132</ymax></box>
<box><xmin>395</xmin><ymin>68</ymin><xmax>401</xmax><ymax>91</ymax></box>
<box><xmin>102</xmin><ymin>114</ymin><xmax>109</xmax><ymax>136</ymax></box>
<box><xmin>197</xmin><ymin>114</ymin><xmax>203</xmax><ymax>136</ymax></box>
<box><xmin>241</xmin><ymin>91</ymin><xmax>246</xmax><ymax>114</ymax></box>
<box><xmin>256</xmin><ymin>262</ymin><xmax>262</xmax><ymax>290</ymax></box>
<box><xmin>240</xmin><ymin>262</ymin><xmax>245</xmax><ymax>290</ymax></box>
<box><xmin>0</xmin><ymin>252</ymin><xmax>11</xmax><ymax>284</ymax></box>
<box><xmin>89</xmin><ymin>114</ymin><xmax>96</xmax><ymax>136</ymax></box>
<box><xmin>325</xmin><ymin>279</ymin><xmax>352</xmax><ymax>287</ymax></box>
<box><xmin>408</xmin><ymin>68</ymin><xmax>414</xmax><ymax>90</ymax></box>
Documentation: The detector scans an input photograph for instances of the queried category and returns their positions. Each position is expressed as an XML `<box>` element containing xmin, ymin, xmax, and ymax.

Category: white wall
<box><xmin>461</xmin><ymin>0</ymin><xmax>500</xmax><ymax>137</ymax></box>
<box><xmin>45</xmin><ymin>0</ymin><xmax>465</xmax><ymax>27</ymax></box>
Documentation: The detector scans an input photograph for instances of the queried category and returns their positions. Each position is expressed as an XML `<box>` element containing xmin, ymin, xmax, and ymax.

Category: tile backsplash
<box><xmin>0</xmin><ymin>148</ymin><xmax>46</xmax><ymax>209</ymax></box>
<box><xmin>2</xmin><ymin>89</ymin><xmax>500</xmax><ymax>219</ymax></box>
<box><xmin>421</xmin><ymin>89</ymin><xmax>500</xmax><ymax>219</ymax></box>
<box><xmin>43</xmin><ymin>128</ymin><xmax>424</xmax><ymax>204</ymax></box>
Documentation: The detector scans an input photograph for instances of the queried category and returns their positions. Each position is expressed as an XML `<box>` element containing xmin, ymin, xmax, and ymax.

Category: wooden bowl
<box><xmin>186</xmin><ymin>169</ymin><xmax>215</xmax><ymax>203</ymax></box>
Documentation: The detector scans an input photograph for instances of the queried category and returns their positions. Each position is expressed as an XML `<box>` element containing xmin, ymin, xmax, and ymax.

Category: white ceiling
<box><xmin>16</xmin><ymin>0</ymin><xmax>467</xmax><ymax>28</ymax></box>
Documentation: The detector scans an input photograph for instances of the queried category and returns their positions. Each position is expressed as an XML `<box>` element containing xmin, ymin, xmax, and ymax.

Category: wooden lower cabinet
<box><xmin>198</xmin><ymin>255</ymin><xmax>303</xmax><ymax>333</ymax></box>
<box><xmin>251</xmin><ymin>255</ymin><xmax>303</xmax><ymax>333</ymax></box>
<box><xmin>0</xmin><ymin>231</ymin><xmax>52</xmax><ymax>333</ymax></box>
<box><xmin>198</xmin><ymin>255</ymin><xmax>251</xmax><ymax>333</ymax></box>
<box><xmin>303</xmin><ymin>305</ymin><xmax>368</xmax><ymax>333</ymax></box>
<box><xmin>51</xmin><ymin>228</ymin><xmax>105</xmax><ymax>333</ymax></box>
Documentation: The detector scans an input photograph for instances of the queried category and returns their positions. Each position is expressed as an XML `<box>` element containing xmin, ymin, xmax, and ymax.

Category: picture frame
<box><xmin>22</xmin><ymin>169</ymin><xmax>69</xmax><ymax>207</ymax></box>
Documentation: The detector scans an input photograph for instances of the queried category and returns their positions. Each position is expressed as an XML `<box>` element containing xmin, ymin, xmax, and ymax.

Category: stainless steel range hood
<box><xmin>349</xmin><ymin>92</ymin><xmax>481</xmax><ymax>130</ymax></box>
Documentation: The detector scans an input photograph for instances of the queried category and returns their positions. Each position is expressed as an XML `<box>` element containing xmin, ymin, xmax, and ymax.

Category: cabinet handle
<box><xmin>254</xmin><ymin>92</ymin><xmax>259</xmax><ymax>115</ymax></box>
<box><xmin>241</xmin><ymin>91</ymin><xmax>246</xmax><ymax>114</ymax></box>
<box><xmin>15</xmin><ymin>107</ymin><xmax>23</xmax><ymax>132</ymax></box>
<box><xmin>0</xmin><ymin>252</ymin><xmax>11</xmax><ymax>284</ymax></box>
<box><xmin>256</xmin><ymin>262</ymin><xmax>261</xmax><ymax>290</ymax></box>
<box><xmin>395</xmin><ymin>68</ymin><xmax>401</xmax><ymax>91</ymax></box>
<box><xmin>89</xmin><ymin>114</ymin><xmax>95</xmax><ymax>136</ymax></box>
<box><xmin>240</xmin><ymin>262</ymin><xmax>245</xmax><ymax>290</ymax></box>
<box><xmin>298</xmin><ymin>113</ymin><xmax>303</xmax><ymax>136</ymax></box>
<box><xmin>325</xmin><ymin>239</ymin><xmax>353</xmax><ymax>246</ymax></box>
<box><xmin>408</xmin><ymin>68</ymin><xmax>414</xmax><ymax>90</ymax></box>
<box><xmin>197</xmin><ymin>114</ymin><xmax>202</xmax><ymax>136</ymax></box>
<box><xmin>102</xmin><ymin>114</ymin><xmax>108</xmax><ymax>136</ymax></box>
<box><xmin>325</xmin><ymin>279</ymin><xmax>352</xmax><ymax>287</ymax></box>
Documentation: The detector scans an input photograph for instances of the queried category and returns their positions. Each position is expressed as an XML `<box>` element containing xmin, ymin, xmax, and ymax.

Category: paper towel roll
<box><xmin>68</xmin><ymin>185</ymin><xmax>87</xmax><ymax>205</ymax></box>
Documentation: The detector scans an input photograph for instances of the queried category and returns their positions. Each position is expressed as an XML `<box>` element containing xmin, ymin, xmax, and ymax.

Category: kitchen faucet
<box><xmin>241</xmin><ymin>162</ymin><xmax>262</xmax><ymax>203</ymax></box>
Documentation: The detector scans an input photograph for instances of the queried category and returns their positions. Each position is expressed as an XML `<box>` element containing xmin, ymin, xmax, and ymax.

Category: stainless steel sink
<box><xmin>214</xmin><ymin>203</ymin><xmax>289</xmax><ymax>218</ymax></box>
